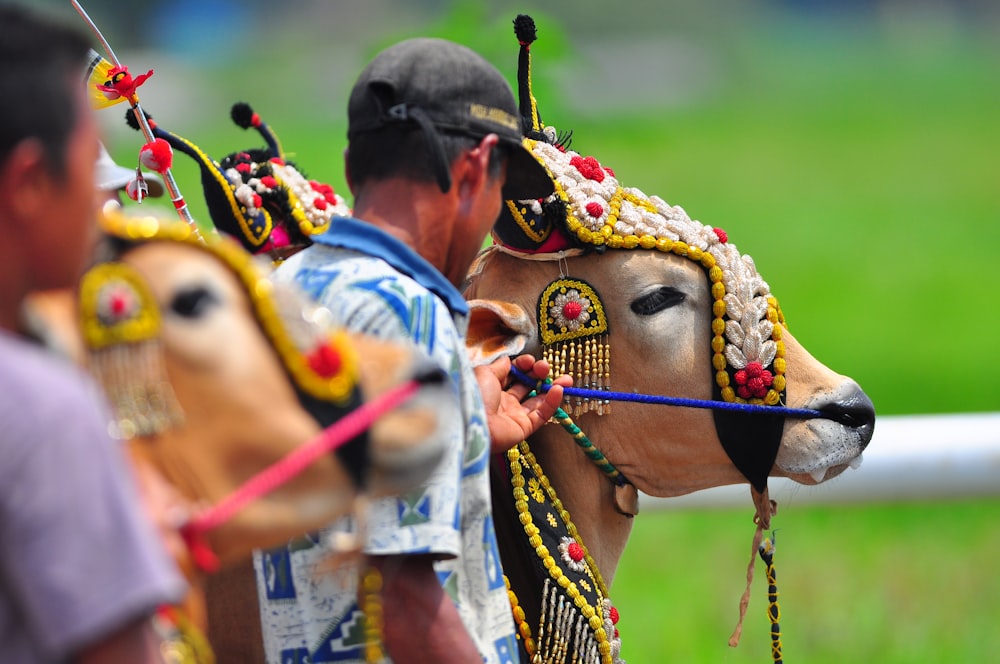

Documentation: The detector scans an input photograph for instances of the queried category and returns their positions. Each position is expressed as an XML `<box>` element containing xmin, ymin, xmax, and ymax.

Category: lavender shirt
<box><xmin>0</xmin><ymin>330</ymin><xmax>186</xmax><ymax>662</ymax></box>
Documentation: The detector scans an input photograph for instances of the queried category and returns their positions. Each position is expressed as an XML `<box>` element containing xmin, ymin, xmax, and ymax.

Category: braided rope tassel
<box><xmin>759</xmin><ymin>533</ymin><xmax>783</xmax><ymax>663</ymax></box>
<box><xmin>551</xmin><ymin>406</ymin><xmax>624</xmax><ymax>486</ymax></box>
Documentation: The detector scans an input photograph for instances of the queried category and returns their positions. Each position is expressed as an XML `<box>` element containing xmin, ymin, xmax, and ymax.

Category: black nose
<box><xmin>819</xmin><ymin>383</ymin><xmax>876</xmax><ymax>450</ymax></box>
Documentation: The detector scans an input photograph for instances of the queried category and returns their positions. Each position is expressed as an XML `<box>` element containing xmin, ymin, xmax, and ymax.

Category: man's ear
<box><xmin>0</xmin><ymin>138</ymin><xmax>51</xmax><ymax>225</ymax></box>
<box><xmin>455</xmin><ymin>133</ymin><xmax>500</xmax><ymax>199</ymax></box>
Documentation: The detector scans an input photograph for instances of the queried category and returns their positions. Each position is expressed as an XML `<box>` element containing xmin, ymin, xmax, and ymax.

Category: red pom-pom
<box><xmin>269</xmin><ymin>157</ymin><xmax>285</xmax><ymax>166</ymax></box>
<box><xmin>307</xmin><ymin>342</ymin><xmax>342</xmax><ymax>378</ymax></box>
<box><xmin>138</xmin><ymin>138</ymin><xmax>173</xmax><ymax>173</ymax></box>
<box><xmin>251</xmin><ymin>112</ymin><xmax>261</xmax><ymax>127</ymax></box>
<box><xmin>125</xmin><ymin>177</ymin><xmax>147</xmax><ymax>202</ymax></box>
<box><xmin>562</xmin><ymin>301</ymin><xmax>583</xmax><ymax>320</ymax></box>
<box><xmin>310</xmin><ymin>181</ymin><xmax>333</xmax><ymax>196</ymax></box>
<box><xmin>251</xmin><ymin>194</ymin><xmax>263</xmax><ymax>209</ymax></box>
<box><xmin>235</xmin><ymin>162</ymin><xmax>252</xmax><ymax>174</ymax></box>
<box><xmin>314</xmin><ymin>197</ymin><xmax>328</xmax><ymax>210</ymax></box>
<box><xmin>570</xmin><ymin>155</ymin><xmax>606</xmax><ymax>183</ymax></box>
<box><xmin>609</xmin><ymin>606</ymin><xmax>620</xmax><ymax>624</ymax></box>
<box><xmin>734</xmin><ymin>362</ymin><xmax>772</xmax><ymax>398</ymax></box>
<box><xmin>260</xmin><ymin>175</ymin><xmax>278</xmax><ymax>189</ymax></box>
<box><xmin>713</xmin><ymin>227</ymin><xmax>728</xmax><ymax>243</ymax></box>
<box><xmin>566</xmin><ymin>541</ymin><xmax>585</xmax><ymax>562</ymax></box>
<box><xmin>585</xmin><ymin>202</ymin><xmax>604</xmax><ymax>218</ymax></box>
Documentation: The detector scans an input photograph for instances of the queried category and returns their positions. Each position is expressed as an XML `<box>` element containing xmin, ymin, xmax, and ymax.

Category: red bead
<box><xmin>562</xmin><ymin>301</ymin><xmax>583</xmax><ymax>320</ymax></box>
<box><xmin>609</xmin><ymin>606</ymin><xmax>619</xmax><ymax>624</ymax></box>
<box><xmin>585</xmin><ymin>202</ymin><xmax>604</xmax><ymax>218</ymax></box>
<box><xmin>570</xmin><ymin>155</ymin><xmax>606</xmax><ymax>183</ymax></box>
<box><xmin>567</xmin><ymin>541</ymin><xmax>585</xmax><ymax>562</ymax></box>
<box><xmin>109</xmin><ymin>291</ymin><xmax>129</xmax><ymax>317</ymax></box>
<box><xmin>307</xmin><ymin>343</ymin><xmax>342</xmax><ymax>378</ymax></box>
<box><xmin>713</xmin><ymin>227</ymin><xmax>728</xmax><ymax>243</ymax></box>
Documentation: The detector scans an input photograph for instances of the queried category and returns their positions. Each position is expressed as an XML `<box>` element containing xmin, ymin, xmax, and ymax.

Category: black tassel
<box><xmin>230</xmin><ymin>101</ymin><xmax>255</xmax><ymax>129</ymax></box>
<box><xmin>513</xmin><ymin>14</ymin><xmax>536</xmax><ymax>44</ymax></box>
<box><xmin>513</xmin><ymin>14</ymin><xmax>539</xmax><ymax>133</ymax></box>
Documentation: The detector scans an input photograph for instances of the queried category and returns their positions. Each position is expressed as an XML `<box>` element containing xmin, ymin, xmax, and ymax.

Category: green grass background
<box><xmin>43</xmin><ymin>0</ymin><xmax>1000</xmax><ymax>660</ymax></box>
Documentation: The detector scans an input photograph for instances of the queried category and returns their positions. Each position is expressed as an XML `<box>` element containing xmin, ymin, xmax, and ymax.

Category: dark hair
<box><xmin>346</xmin><ymin>126</ymin><xmax>504</xmax><ymax>192</ymax></box>
<box><xmin>0</xmin><ymin>5</ymin><xmax>92</xmax><ymax>177</ymax></box>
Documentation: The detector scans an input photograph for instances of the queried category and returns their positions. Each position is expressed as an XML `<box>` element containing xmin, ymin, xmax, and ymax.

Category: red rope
<box><xmin>184</xmin><ymin>379</ymin><xmax>421</xmax><ymax>539</ymax></box>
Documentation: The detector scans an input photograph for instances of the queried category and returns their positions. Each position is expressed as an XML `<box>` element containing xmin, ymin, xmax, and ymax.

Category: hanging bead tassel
<box><xmin>90</xmin><ymin>338</ymin><xmax>183</xmax><ymax>439</ymax></box>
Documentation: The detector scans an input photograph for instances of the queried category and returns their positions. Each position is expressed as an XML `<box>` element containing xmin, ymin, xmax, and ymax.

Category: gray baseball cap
<box><xmin>347</xmin><ymin>38</ymin><xmax>553</xmax><ymax>200</ymax></box>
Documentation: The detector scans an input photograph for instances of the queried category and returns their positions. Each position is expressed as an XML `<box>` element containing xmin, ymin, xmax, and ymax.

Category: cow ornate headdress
<box><xmin>126</xmin><ymin>103</ymin><xmax>350</xmax><ymax>260</ymax></box>
<box><xmin>80</xmin><ymin>209</ymin><xmax>362</xmax><ymax>440</ymax></box>
<box><xmin>494</xmin><ymin>15</ymin><xmax>789</xmax><ymax>493</ymax></box>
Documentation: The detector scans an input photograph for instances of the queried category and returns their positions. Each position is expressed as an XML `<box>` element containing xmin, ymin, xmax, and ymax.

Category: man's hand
<box><xmin>475</xmin><ymin>354</ymin><xmax>572</xmax><ymax>454</ymax></box>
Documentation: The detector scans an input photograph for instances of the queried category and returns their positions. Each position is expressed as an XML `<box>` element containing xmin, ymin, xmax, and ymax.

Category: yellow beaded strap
<box><xmin>506</xmin><ymin>441</ymin><xmax>624</xmax><ymax>663</ymax></box>
<box><xmin>505</xmin><ymin>573</ymin><xmax>537</xmax><ymax>657</ymax></box>
<box><xmin>361</xmin><ymin>566</ymin><xmax>385</xmax><ymax>664</ymax></box>
<box><xmin>153</xmin><ymin>605</ymin><xmax>216</xmax><ymax>664</ymax></box>
<box><xmin>97</xmin><ymin>210</ymin><xmax>359</xmax><ymax>405</ymax></box>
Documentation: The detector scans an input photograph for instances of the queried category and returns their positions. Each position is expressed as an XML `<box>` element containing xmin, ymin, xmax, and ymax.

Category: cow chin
<box><xmin>775</xmin><ymin>417</ymin><xmax>868</xmax><ymax>485</ymax></box>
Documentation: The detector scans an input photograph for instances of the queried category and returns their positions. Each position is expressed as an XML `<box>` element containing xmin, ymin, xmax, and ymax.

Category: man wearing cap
<box><xmin>236</xmin><ymin>38</ymin><xmax>564</xmax><ymax>663</ymax></box>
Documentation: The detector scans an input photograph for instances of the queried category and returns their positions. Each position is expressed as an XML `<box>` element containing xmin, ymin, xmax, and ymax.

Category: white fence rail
<box><xmin>643</xmin><ymin>412</ymin><xmax>1000</xmax><ymax>510</ymax></box>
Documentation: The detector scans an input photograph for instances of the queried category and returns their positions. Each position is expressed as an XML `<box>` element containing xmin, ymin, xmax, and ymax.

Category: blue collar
<box><xmin>311</xmin><ymin>217</ymin><xmax>469</xmax><ymax>316</ymax></box>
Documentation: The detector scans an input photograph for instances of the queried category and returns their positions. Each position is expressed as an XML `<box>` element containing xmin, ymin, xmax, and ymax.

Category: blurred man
<box><xmin>0</xmin><ymin>5</ymin><xmax>186</xmax><ymax>662</ymax></box>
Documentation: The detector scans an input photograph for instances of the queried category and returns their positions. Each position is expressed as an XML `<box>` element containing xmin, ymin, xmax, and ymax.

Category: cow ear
<box><xmin>465</xmin><ymin>299</ymin><xmax>534</xmax><ymax>366</ymax></box>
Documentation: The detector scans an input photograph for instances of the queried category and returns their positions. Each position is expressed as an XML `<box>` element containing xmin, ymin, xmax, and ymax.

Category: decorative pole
<box><xmin>71</xmin><ymin>0</ymin><xmax>207</xmax><ymax>240</ymax></box>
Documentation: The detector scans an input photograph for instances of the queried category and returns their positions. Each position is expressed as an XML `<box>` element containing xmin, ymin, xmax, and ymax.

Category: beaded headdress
<box><xmin>496</xmin><ymin>15</ymin><xmax>788</xmax><ymax>491</ymax></box>
<box><xmin>126</xmin><ymin>103</ymin><xmax>350</xmax><ymax>259</ymax></box>
<box><xmin>80</xmin><ymin>209</ymin><xmax>361</xmax><ymax>440</ymax></box>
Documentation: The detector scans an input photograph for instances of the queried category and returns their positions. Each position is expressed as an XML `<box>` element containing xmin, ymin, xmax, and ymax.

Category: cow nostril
<box><xmin>819</xmin><ymin>386</ymin><xmax>876</xmax><ymax>447</ymax></box>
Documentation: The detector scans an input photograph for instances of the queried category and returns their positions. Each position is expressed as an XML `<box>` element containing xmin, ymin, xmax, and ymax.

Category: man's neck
<box><xmin>352</xmin><ymin>178</ymin><xmax>457</xmax><ymax>279</ymax></box>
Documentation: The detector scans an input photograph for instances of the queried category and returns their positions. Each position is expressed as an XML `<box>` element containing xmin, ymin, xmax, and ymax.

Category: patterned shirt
<box><xmin>253</xmin><ymin>218</ymin><xmax>517</xmax><ymax>664</ymax></box>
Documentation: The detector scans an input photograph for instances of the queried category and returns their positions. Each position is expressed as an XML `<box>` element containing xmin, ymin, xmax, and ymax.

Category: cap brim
<box><xmin>502</xmin><ymin>141</ymin><xmax>554</xmax><ymax>200</ymax></box>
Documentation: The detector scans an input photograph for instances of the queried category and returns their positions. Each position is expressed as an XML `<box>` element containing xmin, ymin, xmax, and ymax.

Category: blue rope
<box><xmin>510</xmin><ymin>366</ymin><xmax>829</xmax><ymax>420</ymax></box>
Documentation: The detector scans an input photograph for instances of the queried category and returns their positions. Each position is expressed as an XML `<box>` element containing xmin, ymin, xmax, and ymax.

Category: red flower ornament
<box><xmin>734</xmin><ymin>361</ymin><xmax>773</xmax><ymax>399</ymax></box>
<box><xmin>570</xmin><ymin>155</ymin><xmax>607</xmax><ymax>183</ymax></box>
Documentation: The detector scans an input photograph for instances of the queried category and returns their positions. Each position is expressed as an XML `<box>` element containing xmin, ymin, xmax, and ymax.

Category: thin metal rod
<box><xmin>72</xmin><ymin>0</ymin><xmax>205</xmax><ymax>240</ymax></box>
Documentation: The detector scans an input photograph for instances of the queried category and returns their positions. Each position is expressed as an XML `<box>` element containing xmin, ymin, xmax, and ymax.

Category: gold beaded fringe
<box><xmin>541</xmin><ymin>335</ymin><xmax>610</xmax><ymax>416</ymax></box>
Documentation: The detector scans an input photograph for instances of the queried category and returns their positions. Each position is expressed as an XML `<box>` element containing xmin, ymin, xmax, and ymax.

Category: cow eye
<box><xmin>170</xmin><ymin>286</ymin><xmax>219</xmax><ymax>318</ymax></box>
<box><xmin>630</xmin><ymin>286</ymin><xmax>685</xmax><ymax>316</ymax></box>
